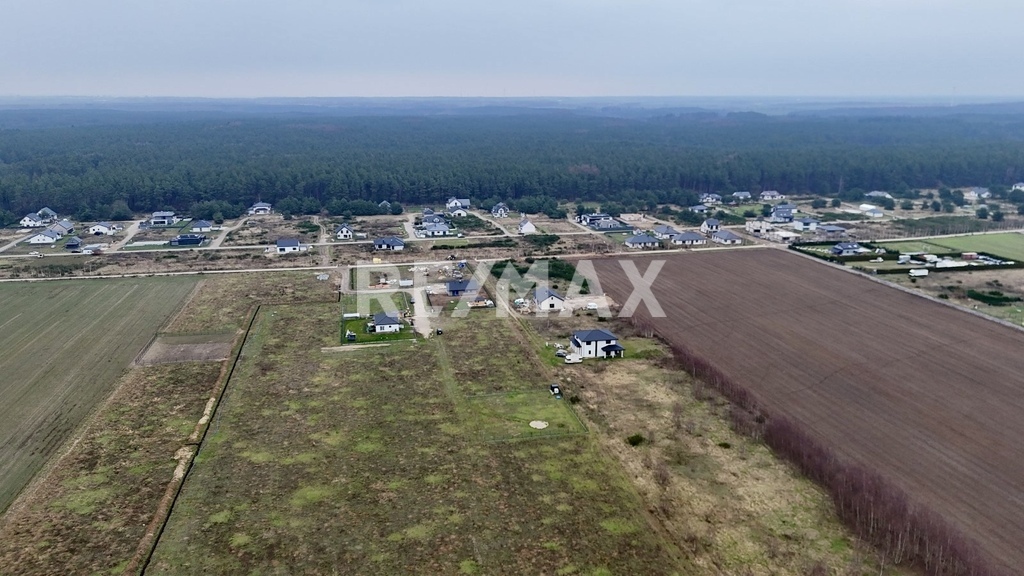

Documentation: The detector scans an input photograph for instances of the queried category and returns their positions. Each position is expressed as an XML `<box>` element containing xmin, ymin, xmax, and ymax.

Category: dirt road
<box><xmin>410</xmin><ymin>288</ymin><xmax>432</xmax><ymax>338</ymax></box>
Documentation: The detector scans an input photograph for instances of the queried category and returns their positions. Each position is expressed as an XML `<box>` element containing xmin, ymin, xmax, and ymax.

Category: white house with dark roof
<box><xmin>370</xmin><ymin>312</ymin><xmax>402</xmax><ymax>334</ymax></box>
<box><xmin>149</xmin><ymin>211</ymin><xmax>179</xmax><ymax>226</ymax></box>
<box><xmin>335</xmin><ymin>223</ymin><xmax>354</xmax><ymax>240</ymax></box>
<box><xmin>19</xmin><ymin>213</ymin><xmax>45</xmax><ymax>228</ymax></box>
<box><xmin>378</xmin><ymin>200</ymin><xmax>392</xmax><ymax>211</ymax></box>
<box><xmin>491</xmin><ymin>203</ymin><xmax>509</xmax><ymax>218</ymax></box>
<box><xmin>518</xmin><ymin>219</ymin><xmax>537</xmax><ymax>235</ymax></box>
<box><xmin>732</xmin><ymin>191</ymin><xmax>752</xmax><ymax>202</ymax></box>
<box><xmin>276</xmin><ymin>238</ymin><xmax>307</xmax><ymax>253</ymax></box>
<box><xmin>964</xmin><ymin>187</ymin><xmax>992</xmax><ymax>202</ymax></box>
<box><xmin>700</xmin><ymin>193</ymin><xmax>723</xmax><ymax>205</ymax></box>
<box><xmin>711</xmin><ymin>230</ymin><xmax>743</xmax><ymax>245</ymax></box>
<box><xmin>689</xmin><ymin>204</ymin><xmax>709</xmax><ymax>214</ymax></box>
<box><xmin>832</xmin><ymin>242</ymin><xmax>864</xmax><ymax>256</ymax></box>
<box><xmin>190</xmin><ymin>220</ymin><xmax>213</xmax><ymax>233</ymax></box>
<box><xmin>760</xmin><ymin>190</ymin><xmax>785</xmax><ymax>201</ymax></box>
<box><xmin>89</xmin><ymin>222</ymin><xmax>119</xmax><ymax>235</ymax></box>
<box><xmin>449</xmin><ymin>208</ymin><xmax>468</xmax><ymax>218</ymax></box>
<box><xmin>374</xmin><ymin>236</ymin><xmax>405</xmax><ymax>251</ymax></box>
<box><xmin>652</xmin><ymin>225</ymin><xmax>679</xmax><ymax>239</ymax></box>
<box><xmin>421</xmin><ymin>214</ymin><xmax>447</xmax><ymax>226</ymax></box>
<box><xmin>625</xmin><ymin>233</ymin><xmax>660</xmax><ymax>249</ymax></box>
<box><xmin>670</xmin><ymin>231</ymin><xmax>707</xmax><ymax>246</ymax></box>
<box><xmin>570</xmin><ymin>329</ymin><xmax>623</xmax><ymax>359</ymax></box>
<box><xmin>793</xmin><ymin>218</ymin><xmax>819</xmax><ymax>232</ymax></box>
<box><xmin>578</xmin><ymin>212</ymin><xmax>614</xmax><ymax>226</ymax></box>
<box><xmin>534</xmin><ymin>286</ymin><xmax>565</xmax><ymax>312</ymax></box>
<box><xmin>699</xmin><ymin>218</ymin><xmax>720</xmax><ymax>235</ymax></box>
<box><xmin>424</xmin><ymin>222</ymin><xmax>452</xmax><ymax>237</ymax></box>
<box><xmin>248</xmin><ymin>202</ymin><xmax>272</xmax><ymax>215</ymax></box>
<box><xmin>25</xmin><ymin>230</ymin><xmax>61</xmax><ymax>244</ymax></box>
<box><xmin>446</xmin><ymin>197</ymin><xmax>471</xmax><ymax>210</ymax></box>
<box><xmin>1013</xmin><ymin>182</ymin><xmax>1024</xmax><ymax>192</ymax></box>
<box><xmin>37</xmin><ymin>207</ymin><xmax>58</xmax><ymax>221</ymax></box>
<box><xmin>769</xmin><ymin>205</ymin><xmax>795</xmax><ymax>223</ymax></box>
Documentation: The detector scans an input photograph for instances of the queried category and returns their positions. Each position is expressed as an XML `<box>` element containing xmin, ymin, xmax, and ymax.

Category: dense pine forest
<box><xmin>2</xmin><ymin>108</ymin><xmax>1024</xmax><ymax>224</ymax></box>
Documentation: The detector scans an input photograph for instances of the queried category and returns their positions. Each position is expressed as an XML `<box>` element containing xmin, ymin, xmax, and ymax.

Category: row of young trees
<box><xmin>628</xmin><ymin>315</ymin><xmax>1005</xmax><ymax>576</ymax></box>
<box><xmin>2</xmin><ymin>113</ymin><xmax>1024</xmax><ymax>224</ymax></box>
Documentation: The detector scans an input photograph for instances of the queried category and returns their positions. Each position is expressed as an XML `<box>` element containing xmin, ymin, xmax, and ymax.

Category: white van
<box><xmin>564</xmin><ymin>354</ymin><xmax>582</xmax><ymax>364</ymax></box>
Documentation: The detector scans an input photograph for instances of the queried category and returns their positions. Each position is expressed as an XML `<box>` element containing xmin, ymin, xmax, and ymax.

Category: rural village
<box><xmin>4</xmin><ymin>184</ymin><xmax>1024</xmax><ymax>576</ymax></box>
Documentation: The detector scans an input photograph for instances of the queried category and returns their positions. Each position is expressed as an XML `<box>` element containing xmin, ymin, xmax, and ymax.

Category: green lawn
<box><xmin>877</xmin><ymin>240</ymin><xmax>959</xmax><ymax>254</ymax></box>
<box><xmin>0</xmin><ymin>277</ymin><xmax>197</xmax><ymax>513</ymax></box>
<box><xmin>928</xmin><ymin>233</ymin><xmax>1024</xmax><ymax>260</ymax></box>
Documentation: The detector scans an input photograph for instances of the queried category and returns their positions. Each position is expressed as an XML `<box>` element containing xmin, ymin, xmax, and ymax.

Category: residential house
<box><xmin>964</xmin><ymin>187</ymin><xmax>992</xmax><ymax>202</ymax></box>
<box><xmin>378</xmin><ymin>200</ymin><xmax>392</xmax><ymax>211</ymax></box>
<box><xmin>793</xmin><ymin>218</ymin><xmax>819</xmax><ymax>232</ymax></box>
<box><xmin>171</xmin><ymin>234</ymin><xmax>206</xmax><ymax>246</ymax></box>
<box><xmin>335</xmin><ymin>224</ymin><xmax>354</xmax><ymax>240</ymax></box>
<box><xmin>89</xmin><ymin>222</ymin><xmax>118</xmax><ymax>235</ymax></box>
<box><xmin>25</xmin><ymin>230</ymin><xmax>60</xmax><ymax>244</ymax></box>
<box><xmin>745</xmin><ymin>218</ymin><xmax>773</xmax><ymax>236</ymax></box>
<box><xmin>424</xmin><ymin>223</ymin><xmax>452</xmax><ymax>237</ymax></box>
<box><xmin>446</xmin><ymin>279</ymin><xmax>479</xmax><ymax>297</ymax></box>
<box><xmin>832</xmin><ymin>242</ymin><xmax>864</xmax><ymax>256</ymax></box>
<box><xmin>699</xmin><ymin>218</ymin><xmax>720</xmax><ymax>235</ymax></box>
<box><xmin>865</xmin><ymin>191</ymin><xmax>893</xmax><ymax>200</ymax></box>
<box><xmin>49</xmin><ymin>220</ymin><xmax>74</xmax><ymax>236</ymax></box>
<box><xmin>65</xmin><ymin>236</ymin><xmax>82</xmax><ymax>251</ymax></box>
<box><xmin>578</xmin><ymin>212</ymin><xmax>614</xmax><ymax>226</ymax></box>
<box><xmin>275</xmin><ymin>238</ymin><xmax>306</xmax><ymax>253</ymax></box>
<box><xmin>711</xmin><ymin>230</ymin><xmax>743</xmax><ymax>245</ymax></box>
<box><xmin>446</xmin><ymin>197</ymin><xmax>471</xmax><ymax>210</ymax></box>
<box><xmin>422</xmin><ymin>207</ymin><xmax>435</xmax><ymax>216</ymax></box>
<box><xmin>859</xmin><ymin>204</ymin><xmax>884</xmax><ymax>218</ymax></box>
<box><xmin>769</xmin><ymin>205</ymin><xmax>795</xmax><ymax>223</ymax></box>
<box><xmin>248</xmin><ymin>202</ymin><xmax>272</xmax><ymax>215</ymax></box>
<box><xmin>518</xmin><ymin>219</ymin><xmax>537</xmax><ymax>235</ymax></box>
<box><xmin>373</xmin><ymin>237</ymin><xmax>405</xmax><ymax>251</ymax></box>
<box><xmin>570</xmin><ymin>329</ymin><xmax>624</xmax><ymax>359</ymax></box>
<box><xmin>760</xmin><ymin>190</ymin><xmax>784</xmax><ymax>201</ymax></box>
<box><xmin>624</xmin><ymin>233</ymin><xmax>660</xmax><ymax>249</ymax></box>
<box><xmin>449</xmin><ymin>208</ymin><xmax>468</xmax><ymax>218</ymax></box>
<box><xmin>819</xmin><ymin>224</ymin><xmax>848</xmax><ymax>238</ymax></box>
<box><xmin>190</xmin><ymin>220</ymin><xmax>213</xmax><ymax>233</ymax></box>
<box><xmin>732</xmin><ymin>191</ymin><xmax>752</xmax><ymax>202</ymax></box>
<box><xmin>422</xmin><ymin>214</ymin><xmax>447</xmax><ymax>226</ymax></box>
<box><xmin>370</xmin><ymin>312</ymin><xmax>402</xmax><ymax>334</ymax></box>
<box><xmin>37</xmin><ymin>207</ymin><xmax>58</xmax><ymax>222</ymax></box>
<box><xmin>670</xmin><ymin>231</ymin><xmax>707</xmax><ymax>246</ymax></box>
<box><xmin>534</xmin><ymin>287</ymin><xmax>565</xmax><ymax>312</ymax></box>
<box><xmin>19</xmin><ymin>213</ymin><xmax>45</xmax><ymax>228</ymax></box>
<box><xmin>768</xmin><ymin>229</ymin><xmax>802</xmax><ymax>243</ymax></box>
<box><xmin>652</xmin><ymin>225</ymin><xmax>679</xmax><ymax>239</ymax></box>
<box><xmin>491</xmin><ymin>203</ymin><xmax>510</xmax><ymax>218</ymax></box>
<box><xmin>700</xmin><ymin>193</ymin><xmax>723</xmax><ymax>205</ymax></box>
<box><xmin>150</xmin><ymin>211</ymin><xmax>179</xmax><ymax>226</ymax></box>
<box><xmin>689</xmin><ymin>204</ymin><xmax>709</xmax><ymax>214</ymax></box>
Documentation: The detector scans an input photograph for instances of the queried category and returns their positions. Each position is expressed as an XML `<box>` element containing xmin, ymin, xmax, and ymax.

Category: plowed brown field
<box><xmin>592</xmin><ymin>249</ymin><xmax>1024</xmax><ymax>572</ymax></box>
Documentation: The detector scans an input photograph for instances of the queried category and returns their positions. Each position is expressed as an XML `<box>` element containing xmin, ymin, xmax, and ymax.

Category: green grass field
<box><xmin>149</xmin><ymin>302</ymin><xmax>682</xmax><ymax>574</ymax></box>
<box><xmin>928</xmin><ymin>233</ymin><xmax>1024</xmax><ymax>260</ymax></box>
<box><xmin>0</xmin><ymin>277</ymin><xmax>197</xmax><ymax>513</ymax></box>
<box><xmin>877</xmin><ymin>239</ymin><xmax>956</xmax><ymax>254</ymax></box>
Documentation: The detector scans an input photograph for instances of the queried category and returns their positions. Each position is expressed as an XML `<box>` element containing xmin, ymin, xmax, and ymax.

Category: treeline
<box><xmin>2</xmin><ymin>112</ymin><xmax>1024</xmax><ymax>224</ymax></box>
<box><xmin>630</xmin><ymin>314</ymin><xmax>1006</xmax><ymax>576</ymax></box>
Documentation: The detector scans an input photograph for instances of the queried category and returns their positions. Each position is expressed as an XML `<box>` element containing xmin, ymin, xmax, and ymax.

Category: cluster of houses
<box><xmin>575</xmin><ymin>212</ymin><xmax>633</xmax><ymax>232</ymax></box>
<box><xmin>690</xmin><ymin>190</ymin><xmax>784</xmax><ymax>214</ymax></box>
<box><xmin>24</xmin><ymin>218</ymin><xmax>76</xmax><ymax>245</ymax></box>
<box><xmin>19</xmin><ymin>207</ymin><xmax>59</xmax><ymax>228</ymax></box>
<box><xmin>623</xmin><ymin>218</ymin><xmax>742</xmax><ymax>249</ymax></box>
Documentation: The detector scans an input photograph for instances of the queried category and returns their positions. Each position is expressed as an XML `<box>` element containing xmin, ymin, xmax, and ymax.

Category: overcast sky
<box><xmin>2</xmin><ymin>0</ymin><xmax>1021</xmax><ymax>98</ymax></box>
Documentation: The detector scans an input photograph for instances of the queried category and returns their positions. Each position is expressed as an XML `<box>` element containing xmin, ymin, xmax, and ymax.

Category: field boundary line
<box><xmin>127</xmin><ymin>304</ymin><xmax>261</xmax><ymax>576</ymax></box>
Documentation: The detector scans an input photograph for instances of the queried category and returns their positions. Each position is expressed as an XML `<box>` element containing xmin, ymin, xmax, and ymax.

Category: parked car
<box><xmin>586</xmin><ymin>302</ymin><xmax>599</xmax><ymax>310</ymax></box>
<box><xmin>555</xmin><ymin>350</ymin><xmax>567</xmax><ymax>358</ymax></box>
<box><xmin>564</xmin><ymin>354</ymin><xmax>582</xmax><ymax>364</ymax></box>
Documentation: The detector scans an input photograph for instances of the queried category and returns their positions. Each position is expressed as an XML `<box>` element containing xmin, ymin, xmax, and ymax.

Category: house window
<box><xmin>549</xmin><ymin>303</ymin><xmax>555</xmax><ymax>309</ymax></box>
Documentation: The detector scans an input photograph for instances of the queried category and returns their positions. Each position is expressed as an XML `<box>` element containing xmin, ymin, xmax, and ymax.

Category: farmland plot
<box><xmin>591</xmin><ymin>249</ymin><xmax>1024</xmax><ymax>573</ymax></box>
<box><xmin>0</xmin><ymin>277</ymin><xmax>196</xmax><ymax>513</ymax></box>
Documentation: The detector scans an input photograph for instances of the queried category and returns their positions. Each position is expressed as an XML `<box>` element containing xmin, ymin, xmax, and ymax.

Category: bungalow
<box><xmin>769</xmin><ymin>229</ymin><xmax>802</xmax><ymax>243</ymax></box>
<box><xmin>689</xmin><ymin>204</ymin><xmax>709</xmax><ymax>214</ymax></box>
<box><xmin>793</xmin><ymin>218</ymin><xmax>819</xmax><ymax>232</ymax></box>
<box><xmin>700</xmin><ymin>193</ymin><xmax>723</xmax><ymax>205</ymax></box>
<box><xmin>19</xmin><ymin>213</ymin><xmax>45</xmax><ymax>228</ymax></box>
<box><xmin>150</xmin><ymin>211</ymin><xmax>179</xmax><ymax>226</ymax></box>
<box><xmin>652</xmin><ymin>225</ymin><xmax>679</xmax><ymax>239</ymax></box>
<box><xmin>424</xmin><ymin>223</ymin><xmax>452</xmax><ymax>237</ymax></box>
<box><xmin>49</xmin><ymin>220</ymin><xmax>74</xmax><ymax>236</ymax></box>
<box><xmin>592</xmin><ymin>219</ymin><xmax>626</xmax><ymax>231</ymax></box>
<box><xmin>171</xmin><ymin>234</ymin><xmax>206</xmax><ymax>246</ymax></box>
<box><xmin>832</xmin><ymin>242</ymin><xmax>864</xmax><ymax>257</ymax></box>
<box><xmin>578</xmin><ymin>212</ymin><xmax>614</xmax><ymax>226</ymax></box>
<box><xmin>570</xmin><ymin>329</ymin><xmax>623</xmax><ymax>359</ymax></box>
<box><xmin>247</xmin><ymin>202</ymin><xmax>272</xmax><ymax>215</ymax></box>
<box><xmin>275</xmin><ymin>238</ymin><xmax>306</xmax><ymax>253</ymax></box>
<box><xmin>760</xmin><ymin>190</ymin><xmax>785</xmax><ymax>201</ymax></box>
<box><xmin>819</xmin><ymin>224</ymin><xmax>848</xmax><ymax>238</ymax></box>
<box><xmin>625</xmin><ymin>233</ymin><xmax>660</xmax><ymax>249</ymax></box>
<box><xmin>745</xmin><ymin>218</ymin><xmax>773</xmax><ymax>235</ymax></box>
<box><xmin>670</xmin><ymin>231</ymin><xmax>707</xmax><ymax>246</ymax></box>
<box><xmin>190</xmin><ymin>220</ymin><xmax>213</xmax><ymax>233</ymax></box>
<box><xmin>26</xmin><ymin>230</ymin><xmax>61</xmax><ymax>244</ymax></box>
<box><xmin>491</xmin><ymin>203</ymin><xmax>510</xmax><ymax>218</ymax></box>
<box><xmin>65</xmin><ymin>236</ymin><xmax>83</xmax><ymax>250</ymax></box>
<box><xmin>422</xmin><ymin>214</ymin><xmax>448</xmax><ymax>226</ymax></box>
<box><xmin>534</xmin><ymin>286</ymin><xmax>565</xmax><ymax>312</ymax></box>
<box><xmin>374</xmin><ymin>236</ymin><xmax>405</xmax><ymax>251</ymax></box>
<box><xmin>699</xmin><ymin>218</ymin><xmax>720</xmax><ymax>235</ymax></box>
<box><xmin>370</xmin><ymin>312</ymin><xmax>402</xmax><ymax>334</ymax></box>
<box><xmin>858</xmin><ymin>204</ymin><xmax>884</xmax><ymax>218</ymax></box>
<box><xmin>335</xmin><ymin>224</ymin><xmax>354</xmax><ymax>240</ymax></box>
<box><xmin>446</xmin><ymin>279</ymin><xmax>479</xmax><ymax>297</ymax></box>
<box><xmin>89</xmin><ymin>222</ymin><xmax>118</xmax><ymax>235</ymax></box>
<box><xmin>732</xmin><ymin>191</ymin><xmax>752</xmax><ymax>202</ymax></box>
<box><xmin>711</xmin><ymin>230</ymin><xmax>743</xmax><ymax>245</ymax></box>
<box><xmin>446</xmin><ymin>197</ymin><xmax>471</xmax><ymax>210</ymax></box>
<box><xmin>964</xmin><ymin>187</ymin><xmax>992</xmax><ymax>202</ymax></box>
<box><xmin>518</xmin><ymin>219</ymin><xmax>537</xmax><ymax>235</ymax></box>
